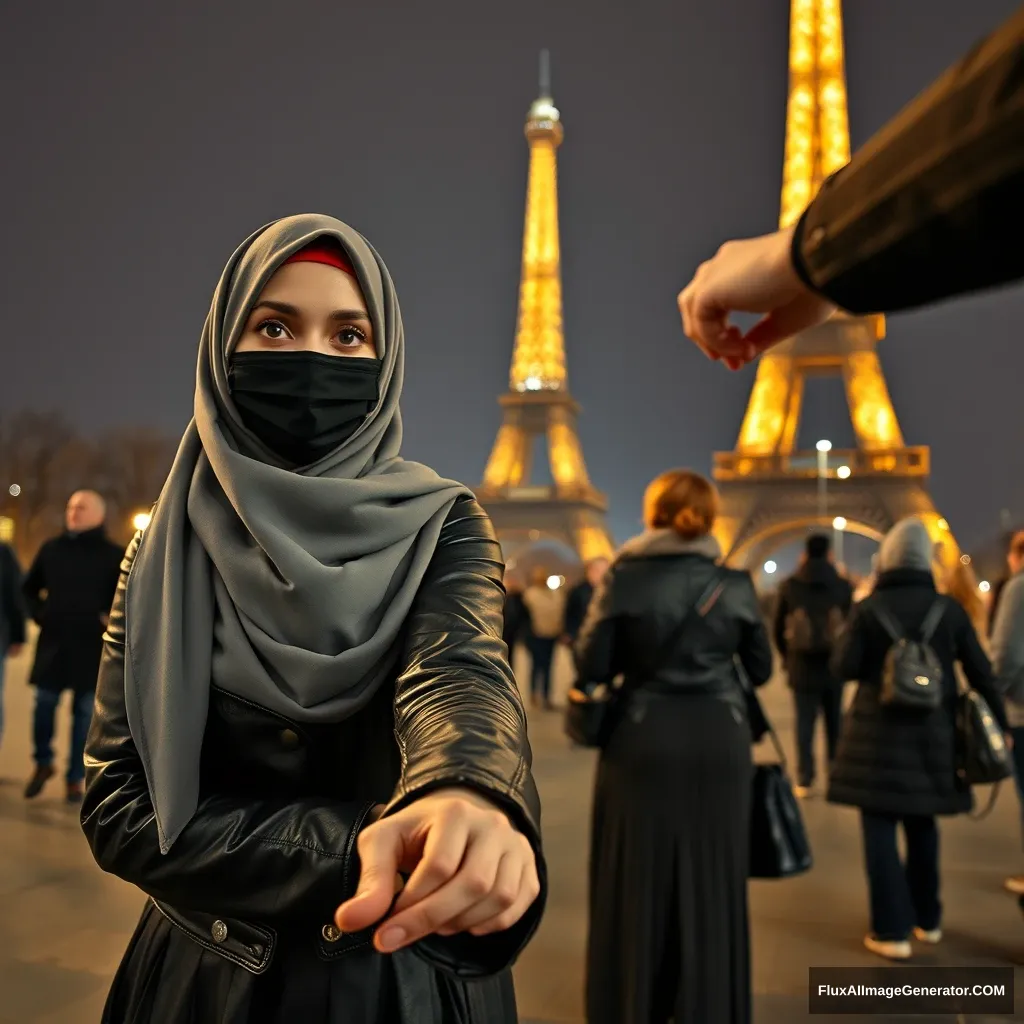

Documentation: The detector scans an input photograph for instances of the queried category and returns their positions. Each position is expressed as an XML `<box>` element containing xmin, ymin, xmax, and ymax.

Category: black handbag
<box><xmin>564</xmin><ymin>575</ymin><xmax>726</xmax><ymax>749</ymax></box>
<box><xmin>956</xmin><ymin>687</ymin><xmax>1012</xmax><ymax>819</ymax></box>
<box><xmin>741</xmin><ymin>678</ymin><xmax>813</xmax><ymax>879</ymax></box>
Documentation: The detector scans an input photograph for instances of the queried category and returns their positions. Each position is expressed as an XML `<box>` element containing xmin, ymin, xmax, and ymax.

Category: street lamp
<box><xmin>816</xmin><ymin>440</ymin><xmax>831</xmax><ymax>524</ymax></box>
<box><xmin>979</xmin><ymin>580</ymin><xmax>991</xmax><ymax>594</ymax></box>
<box><xmin>832</xmin><ymin>516</ymin><xmax>847</xmax><ymax>566</ymax></box>
<box><xmin>764</xmin><ymin>560</ymin><xmax>778</xmax><ymax>575</ymax></box>
<box><xmin>836</xmin><ymin>465</ymin><xmax>851</xmax><ymax>480</ymax></box>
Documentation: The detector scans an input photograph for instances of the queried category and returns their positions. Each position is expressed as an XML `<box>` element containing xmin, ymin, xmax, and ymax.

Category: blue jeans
<box><xmin>33</xmin><ymin>689</ymin><xmax>94</xmax><ymax>785</ymax></box>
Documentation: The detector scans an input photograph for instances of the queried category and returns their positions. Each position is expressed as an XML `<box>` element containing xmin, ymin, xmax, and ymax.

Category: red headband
<box><xmin>283</xmin><ymin>240</ymin><xmax>356</xmax><ymax>277</ymax></box>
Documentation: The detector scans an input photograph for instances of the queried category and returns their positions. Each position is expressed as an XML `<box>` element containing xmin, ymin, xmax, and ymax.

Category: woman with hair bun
<box><xmin>575</xmin><ymin>469</ymin><xmax>773</xmax><ymax>1024</ymax></box>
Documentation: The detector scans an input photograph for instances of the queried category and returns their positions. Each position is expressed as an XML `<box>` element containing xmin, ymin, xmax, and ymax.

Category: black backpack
<box><xmin>873</xmin><ymin>600</ymin><xmax>945</xmax><ymax>711</ymax></box>
<box><xmin>784</xmin><ymin>585</ymin><xmax>846</xmax><ymax>656</ymax></box>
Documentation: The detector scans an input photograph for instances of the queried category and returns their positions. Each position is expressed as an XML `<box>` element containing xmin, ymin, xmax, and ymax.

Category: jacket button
<box><xmin>280</xmin><ymin>728</ymin><xmax>300</xmax><ymax>748</ymax></box>
<box><xmin>211</xmin><ymin>920</ymin><xmax>228</xmax><ymax>943</ymax></box>
<box><xmin>322</xmin><ymin>924</ymin><xmax>341</xmax><ymax>943</ymax></box>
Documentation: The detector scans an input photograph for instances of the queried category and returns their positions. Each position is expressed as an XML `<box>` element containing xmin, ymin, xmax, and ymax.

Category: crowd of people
<box><xmin>0</xmin><ymin>4</ymin><xmax>1023</xmax><ymax>1021</ymax></box>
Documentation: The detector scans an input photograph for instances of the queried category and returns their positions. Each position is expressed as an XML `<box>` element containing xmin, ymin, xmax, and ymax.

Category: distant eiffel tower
<box><xmin>712</xmin><ymin>0</ymin><xmax>959</xmax><ymax>571</ymax></box>
<box><xmin>475</xmin><ymin>53</ymin><xmax>614</xmax><ymax>563</ymax></box>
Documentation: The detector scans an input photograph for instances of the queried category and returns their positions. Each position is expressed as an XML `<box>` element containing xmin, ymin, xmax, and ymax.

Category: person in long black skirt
<box><xmin>575</xmin><ymin>469</ymin><xmax>773</xmax><ymax>1024</ymax></box>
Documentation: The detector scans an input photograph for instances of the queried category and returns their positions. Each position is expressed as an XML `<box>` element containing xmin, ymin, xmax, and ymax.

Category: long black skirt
<box><xmin>586</xmin><ymin>692</ymin><xmax>752</xmax><ymax>1024</ymax></box>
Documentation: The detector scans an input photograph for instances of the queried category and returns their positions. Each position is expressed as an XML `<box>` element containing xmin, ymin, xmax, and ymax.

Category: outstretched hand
<box><xmin>335</xmin><ymin>787</ymin><xmax>540</xmax><ymax>954</ymax></box>
<box><xmin>677</xmin><ymin>226</ymin><xmax>837</xmax><ymax>369</ymax></box>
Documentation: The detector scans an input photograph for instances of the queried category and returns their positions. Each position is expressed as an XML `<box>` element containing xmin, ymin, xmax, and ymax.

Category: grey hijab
<box><xmin>878</xmin><ymin>517</ymin><xmax>934</xmax><ymax>573</ymax></box>
<box><xmin>125</xmin><ymin>214</ymin><xmax>469</xmax><ymax>853</ymax></box>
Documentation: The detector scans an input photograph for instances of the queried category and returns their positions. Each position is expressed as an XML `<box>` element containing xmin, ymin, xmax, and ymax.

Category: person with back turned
<box><xmin>774</xmin><ymin>533</ymin><xmax>853</xmax><ymax>798</ymax></box>
<box><xmin>22</xmin><ymin>490</ymin><xmax>123</xmax><ymax>802</ymax></box>
<box><xmin>576</xmin><ymin>469</ymin><xmax>773</xmax><ymax>1024</ymax></box>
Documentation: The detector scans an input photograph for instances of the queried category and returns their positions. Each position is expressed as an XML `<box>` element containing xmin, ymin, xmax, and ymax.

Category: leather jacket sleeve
<box><xmin>80</xmin><ymin>533</ymin><xmax>375</xmax><ymax>927</ymax></box>
<box><xmin>573</xmin><ymin>564</ymin><xmax>621</xmax><ymax>686</ymax></box>
<box><xmin>792</xmin><ymin>4</ymin><xmax>1024</xmax><ymax>314</ymax></box>
<box><xmin>382</xmin><ymin>497</ymin><xmax>547</xmax><ymax>978</ymax></box>
<box><xmin>734</xmin><ymin>572</ymin><xmax>774</xmax><ymax>687</ymax></box>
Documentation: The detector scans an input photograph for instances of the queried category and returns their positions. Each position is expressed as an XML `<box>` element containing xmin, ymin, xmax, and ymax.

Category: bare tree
<box><xmin>0</xmin><ymin>411</ymin><xmax>85</xmax><ymax>563</ymax></box>
<box><xmin>90</xmin><ymin>427</ymin><xmax>177</xmax><ymax>544</ymax></box>
<box><xmin>0</xmin><ymin>412</ymin><xmax>178</xmax><ymax>561</ymax></box>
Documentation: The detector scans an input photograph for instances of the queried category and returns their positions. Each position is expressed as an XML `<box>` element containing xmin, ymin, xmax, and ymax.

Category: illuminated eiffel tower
<box><xmin>476</xmin><ymin>53</ymin><xmax>614</xmax><ymax>563</ymax></box>
<box><xmin>712</xmin><ymin>0</ymin><xmax>959</xmax><ymax>571</ymax></box>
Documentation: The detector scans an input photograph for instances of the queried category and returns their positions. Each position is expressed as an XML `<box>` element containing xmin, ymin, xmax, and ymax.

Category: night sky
<box><xmin>2</xmin><ymin>0</ymin><xmax>1022</xmax><ymax>557</ymax></box>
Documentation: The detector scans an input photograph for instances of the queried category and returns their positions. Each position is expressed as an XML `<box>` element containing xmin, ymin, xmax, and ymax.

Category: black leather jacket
<box><xmin>80</xmin><ymin>496</ymin><xmax>545</xmax><ymax>1022</ymax></box>
<box><xmin>574</xmin><ymin>550</ymin><xmax>773</xmax><ymax>702</ymax></box>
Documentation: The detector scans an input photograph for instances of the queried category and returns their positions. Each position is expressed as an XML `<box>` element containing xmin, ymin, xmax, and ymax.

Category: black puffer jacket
<box><xmin>827</xmin><ymin>568</ymin><xmax>1008</xmax><ymax>818</ymax></box>
<box><xmin>574</xmin><ymin>548</ymin><xmax>773</xmax><ymax>706</ymax></box>
<box><xmin>80</xmin><ymin>496</ymin><xmax>546</xmax><ymax>1024</ymax></box>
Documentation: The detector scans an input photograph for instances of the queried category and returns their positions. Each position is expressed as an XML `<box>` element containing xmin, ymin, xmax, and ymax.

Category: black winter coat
<box><xmin>827</xmin><ymin>569</ymin><xmax>1008</xmax><ymax>818</ymax></box>
<box><xmin>575</xmin><ymin>551</ymin><xmax>774</xmax><ymax>704</ymax></box>
<box><xmin>773</xmin><ymin>558</ymin><xmax>852</xmax><ymax>692</ymax></box>
<box><xmin>0</xmin><ymin>542</ymin><xmax>26</xmax><ymax>649</ymax></box>
<box><xmin>81</xmin><ymin>497</ymin><xmax>546</xmax><ymax>1024</ymax></box>
<box><xmin>24</xmin><ymin>527</ymin><xmax>123</xmax><ymax>695</ymax></box>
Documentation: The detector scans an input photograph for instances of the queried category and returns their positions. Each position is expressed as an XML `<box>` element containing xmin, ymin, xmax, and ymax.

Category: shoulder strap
<box><xmin>642</xmin><ymin>571</ymin><xmax>727</xmax><ymax>680</ymax></box>
<box><xmin>870</xmin><ymin>601</ymin><xmax>905</xmax><ymax>643</ymax></box>
<box><xmin>921</xmin><ymin>598</ymin><xmax>946</xmax><ymax>643</ymax></box>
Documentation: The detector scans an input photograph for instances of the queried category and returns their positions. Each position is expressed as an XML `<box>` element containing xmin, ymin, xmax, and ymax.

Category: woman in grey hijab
<box><xmin>828</xmin><ymin>517</ymin><xmax>1007</xmax><ymax>963</ymax></box>
<box><xmin>81</xmin><ymin>214</ymin><xmax>545</xmax><ymax>1024</ymax></box>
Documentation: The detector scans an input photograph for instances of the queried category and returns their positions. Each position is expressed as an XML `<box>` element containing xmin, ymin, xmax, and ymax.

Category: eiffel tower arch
<box><xmin>713</xmin><ymin>0</ymin><xmax>959</xmax><ymax>572</ymax></box>
<box><xmin>475</xmin><ymin>54</ymin><xmax>615</xmax><ymax>564</ymax></box>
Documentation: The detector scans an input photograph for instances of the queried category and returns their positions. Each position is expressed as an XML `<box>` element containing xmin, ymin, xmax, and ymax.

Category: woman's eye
<box><xmin>337</xmin><ymin>326</ymin><xmax>368</xmax><ymax>347</ymax></box>
<box><xmin>257</xmin><ymin>320</ymin><xmax>289</xmax><ymax>340</ymax></box>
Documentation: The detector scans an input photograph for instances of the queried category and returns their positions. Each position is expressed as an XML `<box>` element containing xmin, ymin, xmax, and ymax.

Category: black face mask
<box><xmin>229</xmin><ymin>351</ymin><xmax>381</xmax><ymax>466</ymax></box>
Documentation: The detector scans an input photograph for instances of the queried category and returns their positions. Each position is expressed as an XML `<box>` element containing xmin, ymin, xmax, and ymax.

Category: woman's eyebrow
<box><xmin>251</xmin><ymin>300</ymin><xmax>370</xmax><ymax>324</ymax></box>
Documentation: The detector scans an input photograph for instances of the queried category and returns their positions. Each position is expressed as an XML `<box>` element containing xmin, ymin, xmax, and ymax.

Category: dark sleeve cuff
<box><xmin>789</xmin><ymin>205</ymin><xmax>818</xmax><ymax>295</ymax></box>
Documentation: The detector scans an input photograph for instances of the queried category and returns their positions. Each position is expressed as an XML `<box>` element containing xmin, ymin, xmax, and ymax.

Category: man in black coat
<box><xmin>774</xmin><ymin>534</ymin><xmax>853</xmax><ymax>796</ymax></box>
<box><xmin>0</xmin><ymin>540</ymin><xmax>27</xmax><ymax>751</ymax></box>
<box><xmin>22</xmin><ymin>490</ymin><xmax>124</xmax><ymax>802</ymax></box>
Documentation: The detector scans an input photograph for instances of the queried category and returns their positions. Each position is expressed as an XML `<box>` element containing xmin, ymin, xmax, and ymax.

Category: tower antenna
<box><xmin>539</xmin><ymin>49</ymin><xmax>552</xmax><ymax>98</ymax></box>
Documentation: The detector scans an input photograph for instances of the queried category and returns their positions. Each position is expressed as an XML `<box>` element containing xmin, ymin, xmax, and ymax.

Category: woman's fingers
<box><xmin>375</xmin><ymin>832</ymin><xmax>529</xmax><ymax>951</ymax></box>
<box><xmin>390</xmin><ymin>803</ymin><xmax>472</xmax><ymax>914</ymax></box>
<box><xmin>440</xmin><ymin>846</ymin><xmax>534</xmax><ymax>936</ymax></box>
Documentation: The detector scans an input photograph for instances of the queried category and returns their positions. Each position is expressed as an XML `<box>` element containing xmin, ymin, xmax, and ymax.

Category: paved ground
<box><xmin>1</xmin><ymin>639</ymin><xmax>1023</xmax><ymax>1022</ymax></box>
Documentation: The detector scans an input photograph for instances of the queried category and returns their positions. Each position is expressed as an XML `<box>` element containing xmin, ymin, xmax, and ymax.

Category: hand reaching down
<box><xmin>335</xmin><ymin>787</ymin><xmax>540</xmax><ymax>954</ymax></box>
<box><xmin>677</xmin><ymin>226</ymin><xmax>837</xmax><ymax>368</ymax></box>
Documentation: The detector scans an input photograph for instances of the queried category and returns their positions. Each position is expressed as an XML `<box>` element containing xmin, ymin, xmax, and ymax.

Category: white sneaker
<box><xmin>794</xmin><ymin>785</ymin><xmax>811</xmax><ymax>799</ymax></box>
<box><xmin>864</xmin><ymin>935</ymin><xmax>912</xmax><ymax>960</ymax></box>
<box><xmin>913</xmin><ymin>927</ymin><xmax>942</xmax><ymax>944</ymax></box>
